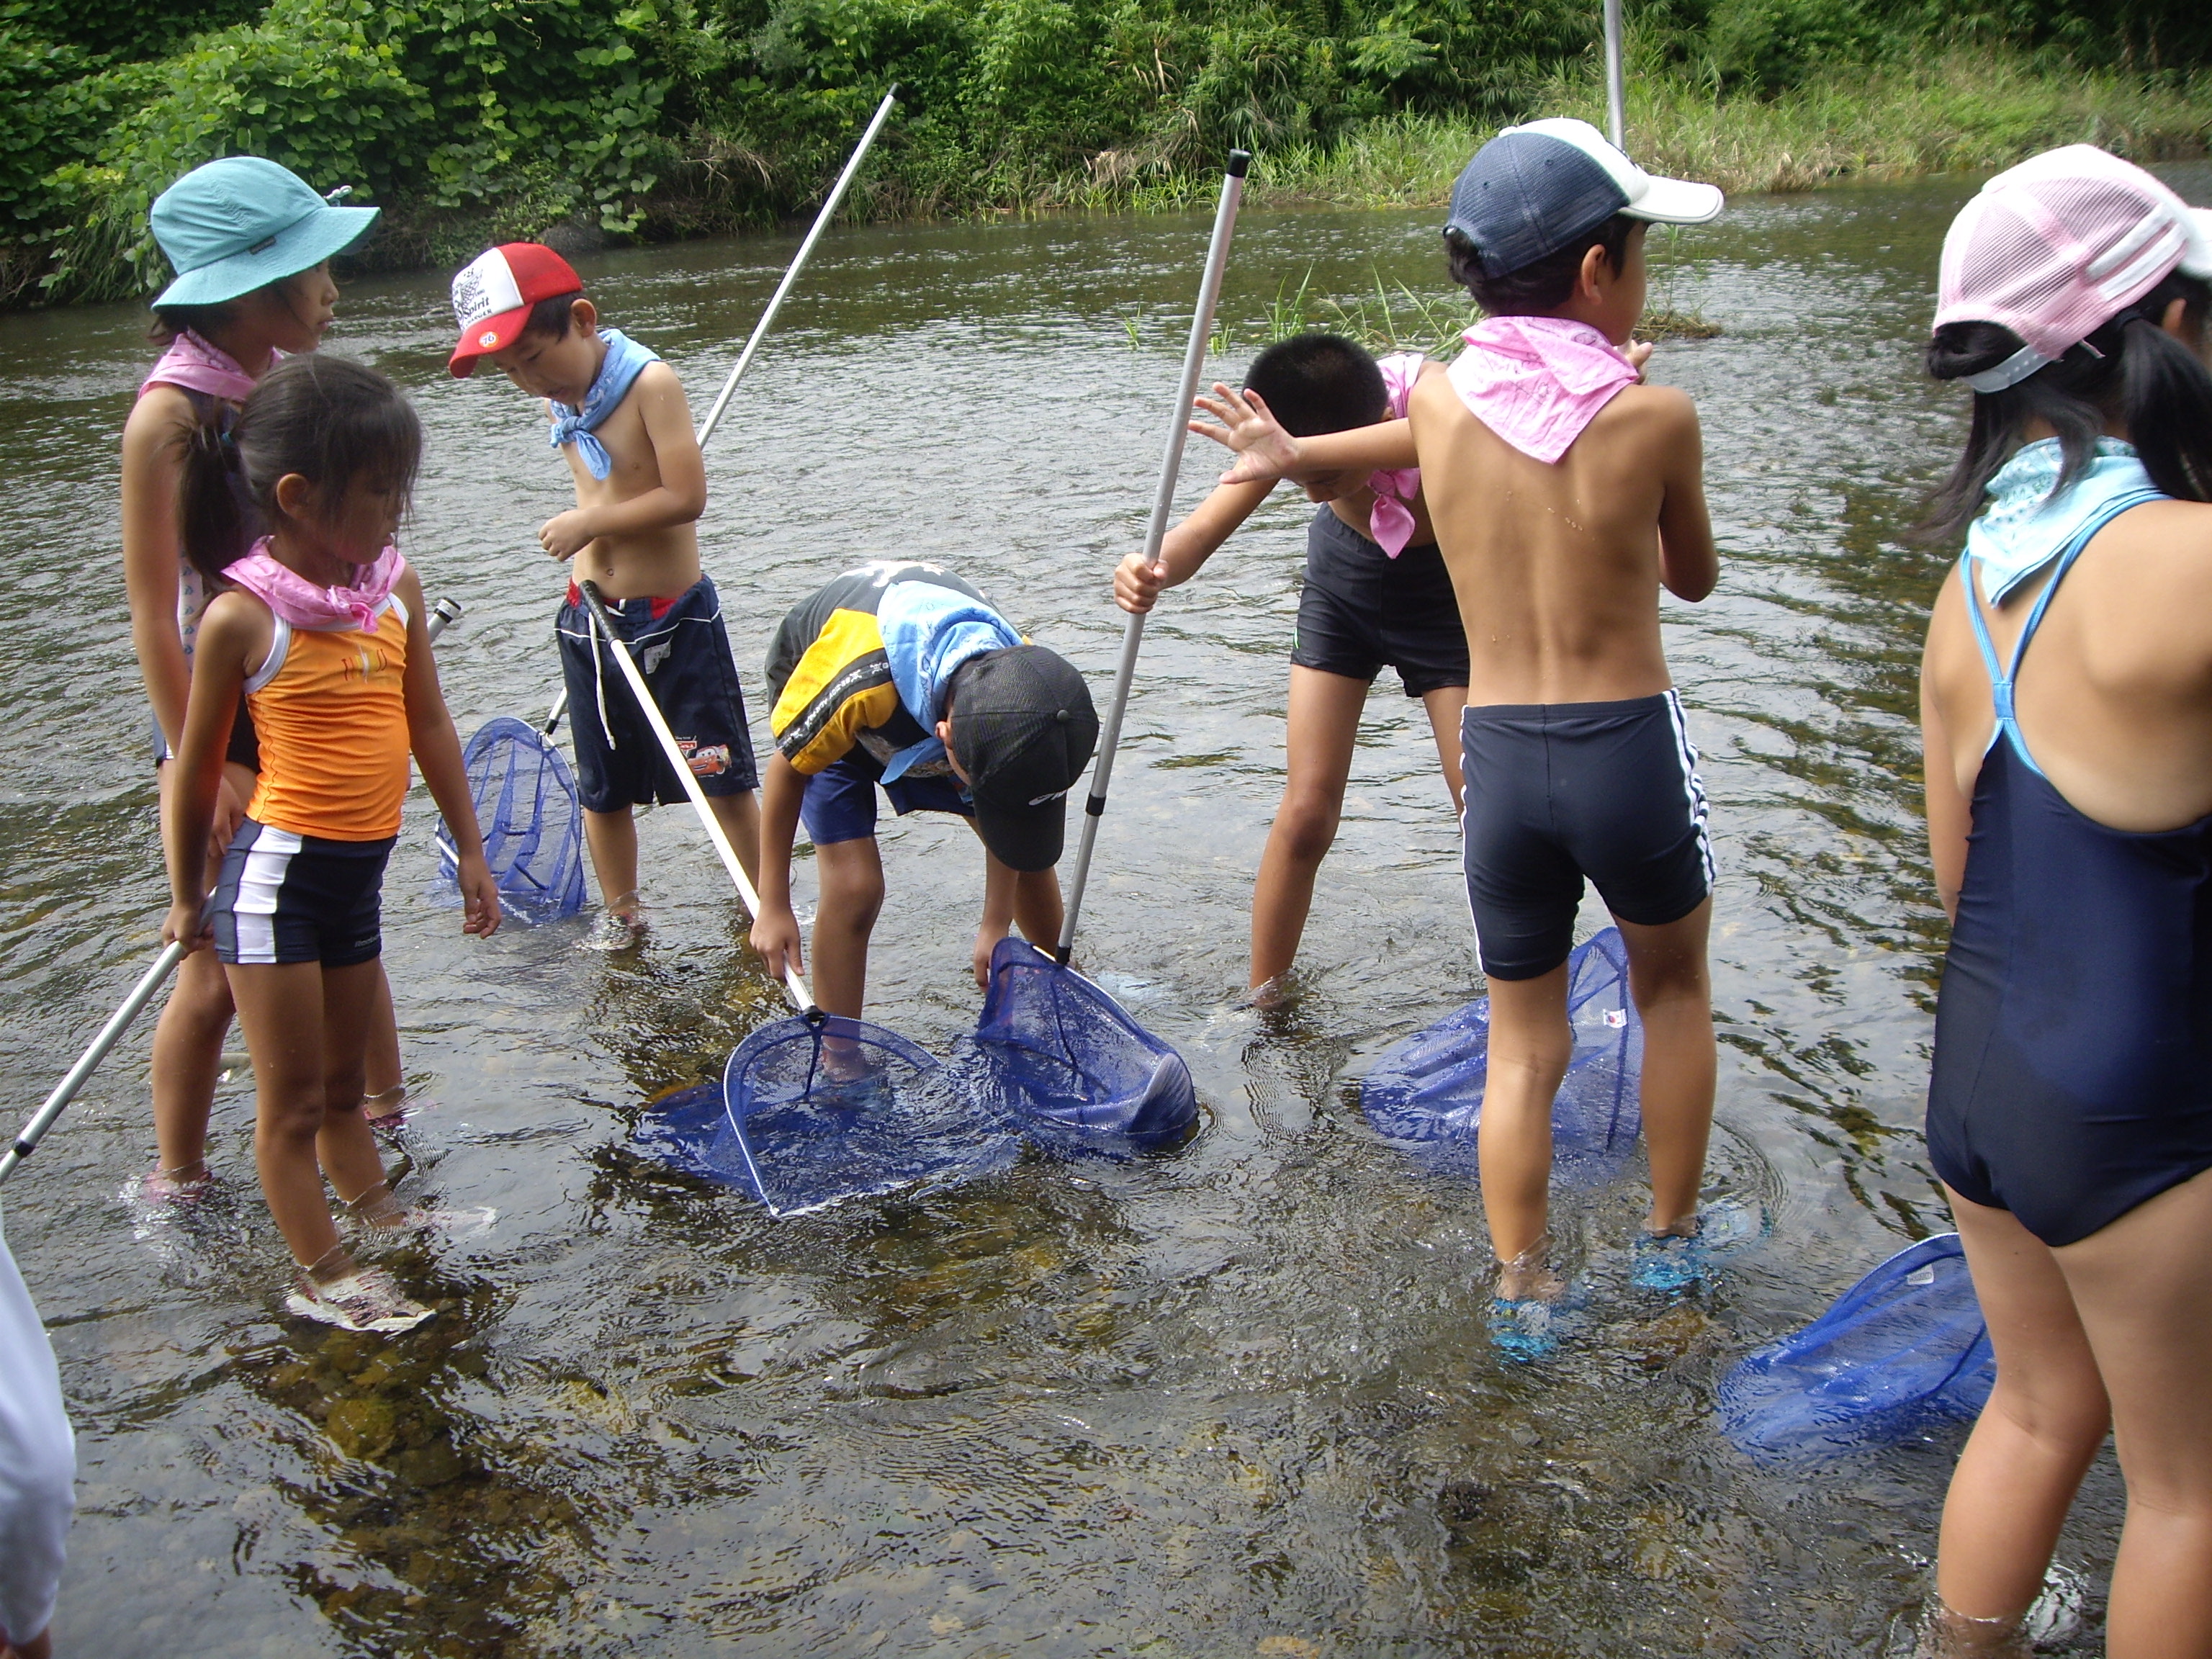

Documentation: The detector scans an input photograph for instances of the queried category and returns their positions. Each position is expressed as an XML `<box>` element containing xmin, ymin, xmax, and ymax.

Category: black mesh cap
<box><xmin>948</xmin><ymin>647</ymin><xmax>1100</xmax><ymax>872</ymax></box>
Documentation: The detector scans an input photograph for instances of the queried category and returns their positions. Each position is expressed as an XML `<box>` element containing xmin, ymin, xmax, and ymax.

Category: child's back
<box><xmin>1412</xmin><ymin>367</ymin><xmax>1709</xmax><ymax>704</ymax></box>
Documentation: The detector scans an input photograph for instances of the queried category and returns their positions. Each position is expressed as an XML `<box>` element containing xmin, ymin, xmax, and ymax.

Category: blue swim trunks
<box><xmin>800</xmin><ymin>745</ymin><xmax>973</xmax><ymax>848</ymax></box>
<box><xmin>555</xmin><ymin>575</ymin><xmax>760</xmax><ymax>814</ymax></box>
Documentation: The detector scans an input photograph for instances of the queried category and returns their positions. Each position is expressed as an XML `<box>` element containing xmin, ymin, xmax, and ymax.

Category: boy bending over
<box><xmin>1205</xmin><ymin>120</ymin><xmax>1727</xmax><ymax>1353</ymax></box>
<box><xmin>449</xmin><ymin>243</ymin><xmax>760</xmax><ymax>929</ymax></box>
<box><xmin>750</xmin><ymin>562</ymin><xmax>1097</xmax><ymax>1017</ymax></box>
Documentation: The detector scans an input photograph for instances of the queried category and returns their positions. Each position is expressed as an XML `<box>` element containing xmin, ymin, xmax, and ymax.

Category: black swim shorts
<box><xmin>1290</xmin><ymin>507</ymin><xmax>1470</xmax><ymax>698</ymax></box>
<box><xmin>556</xmin><ymin>575</ymin><xmax>761</xmax><ymax>814</ymax></box>
<box><xmin>1460</xmin><ymin>691</ymin><xmax>1713</xmax><ymax>980</ymax></box>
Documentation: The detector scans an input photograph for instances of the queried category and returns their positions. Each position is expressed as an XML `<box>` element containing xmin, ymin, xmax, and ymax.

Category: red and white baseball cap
<box><xmin>1935</xmin><ymin>145</ymin><xmax>2212</xmax><ymax>393</ymax></box>
<box><xmin>448</xmin><ymin>243</ymin><xmax>584</xmax><ymax>377</ymax></box>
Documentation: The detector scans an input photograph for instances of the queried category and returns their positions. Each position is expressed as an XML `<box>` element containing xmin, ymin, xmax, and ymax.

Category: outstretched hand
<box><xmin>751</xmin><ymin>904</ymin><xmax>804</xmax><ymax>982</ymax></box>
<box><xmin>1189</xmin><ymin>384</ymin><xmax>1301</xmax><ymax>485</ymax></box>
<box><xmin>458</xmin><ymin>854</ymin><xmax>503</xmax><ymax>938</ymax></box>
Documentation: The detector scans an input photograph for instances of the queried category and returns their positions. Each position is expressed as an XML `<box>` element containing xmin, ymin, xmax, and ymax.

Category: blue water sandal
<box><xmin>1632</xmin><ymin>1199</ymin><xmax>1768</xmax><ymax>1292</ymax></box>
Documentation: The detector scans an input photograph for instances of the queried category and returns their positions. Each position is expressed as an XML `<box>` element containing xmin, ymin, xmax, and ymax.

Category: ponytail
<box><xmin>175</xmin><ymin>412</ymin><xmax>255</xmax><ymax>590</ymax></box>
<box><xmin>1919</xmin><ymin>271</ymin><xmax>2212</xmax><ymax>541</ymax></box>
<box><xmin>174</xmin><ymin>355</ymin><xmax>422</xmax><ymax>589</ymax></box>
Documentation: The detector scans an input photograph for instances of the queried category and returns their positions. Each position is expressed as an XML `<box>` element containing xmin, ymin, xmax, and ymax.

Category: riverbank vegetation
<box><xmin>2</xmin><ymin>0</ymin><xmax>2206</xmax><ymax>307</ymax></box>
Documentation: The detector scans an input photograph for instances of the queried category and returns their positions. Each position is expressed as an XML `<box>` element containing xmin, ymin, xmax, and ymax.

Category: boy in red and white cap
<box><xmin>449</xmin><ymin>243</ymin><xmax>761</xmax><ymax>933</ymax></box>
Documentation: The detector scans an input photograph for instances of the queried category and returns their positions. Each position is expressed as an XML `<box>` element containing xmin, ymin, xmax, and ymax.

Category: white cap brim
<box><xmin>2182</xmin><ymin>206</ymin><xmax>2212</xmax><ymax>280</ymax></box>
<box><xmin>1623</xmin><ymin>174</ymin><xmax>1726</xmax><ymax>226</ymax></box>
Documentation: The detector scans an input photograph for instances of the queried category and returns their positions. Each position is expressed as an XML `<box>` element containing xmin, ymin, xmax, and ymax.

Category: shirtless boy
<box><xmin>1204</xmin><ymin>120</ymin><xmax>1727</xmax><ymax>1354</ymax></box>
<box><xmin>449</xmin><ymin>243</ymin><xmax>760</xmax><ymax>926</ymax></box>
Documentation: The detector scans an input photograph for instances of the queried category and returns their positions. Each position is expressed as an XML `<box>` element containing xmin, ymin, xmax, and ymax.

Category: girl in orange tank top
<box><xmin>161</xmin><ymin>356</ymin><xmax>501</xmax><ymax>1335</ymax></box>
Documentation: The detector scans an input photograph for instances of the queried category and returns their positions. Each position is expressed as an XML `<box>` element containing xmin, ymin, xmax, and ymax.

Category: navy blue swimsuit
<box><xmin>1926</xmin><ymin>493</ymin><xmax>2212</xmax><ymax>1247</ymax></box>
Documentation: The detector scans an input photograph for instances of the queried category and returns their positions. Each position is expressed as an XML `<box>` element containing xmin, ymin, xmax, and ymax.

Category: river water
<box><xmin>4</xmin><ymin>163</ymin><xmax>2206</xmax><ymax>1656</ymax></box>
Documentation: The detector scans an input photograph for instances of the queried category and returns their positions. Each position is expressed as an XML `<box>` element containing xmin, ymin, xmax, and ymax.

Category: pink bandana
<box><xmin>1446</xmin><ymin>317</ymin><xmax>1638</xmax><ymax>464</ymax></box>
<box><xmin>1367</xmin><ymin>352</ymin><xmax>1426</xmax><ymax>556</ymax></box>
<box><xmin>224</xmin><ymin>538</ymin><xmax>405</xmax><ymax>632</ymax></box>
<box><xmin>139</xmin><ymin>331</ymin><xmax>263</xmax><ymax>403</ymax></box>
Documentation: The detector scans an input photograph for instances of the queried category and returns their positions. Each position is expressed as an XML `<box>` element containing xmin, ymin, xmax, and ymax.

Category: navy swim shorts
<box><xmin>207</xmin><ymin>819</ymin><xmax>394</xmax><ymax>968</ymax></box>
<box><xmin>1460</xmin><ymin>691</ymin><xmax>1713</xmax><ymax>980</ymax></box>
<box><xmin>556</xmin><ymin>575</ymin><xmax>760</xmax><ymax>814</ymax></box>
<box><xmin>1290</xmin><ymin>507</ymin><xmax>1470</xmax><ymax>698</ymax></box>
<box><xmin>800</xmin><ymin>746</ymin><xmax>973</xmax><ymax>848</ymax></box>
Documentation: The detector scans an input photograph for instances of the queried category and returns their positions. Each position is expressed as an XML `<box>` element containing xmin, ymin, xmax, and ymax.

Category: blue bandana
<box><xmin>549</xmin><ymin>328</ymin><xmax>659</xmax><ymax>480</ymax></box>
<box><xmin>1966</xmin><ymin>437</ymin><xmax>2165</xmax><ymax>603</ymax></box>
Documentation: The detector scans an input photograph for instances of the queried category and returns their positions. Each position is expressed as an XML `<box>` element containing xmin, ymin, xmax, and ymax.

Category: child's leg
<box><xmin>1418</xmin><ymin>685</ymin><xmax>1469</xmax><ymax>815</ymax></box>
<box><xmin>583</xmin><ymin>808</ymin><xmax>641</xmax><ymax>917</ymax></box>
<box><xmin>362</xmin><ymin>959</ymin><xmax>403</xmax><ymax>1102</ymax></box>
<box><xmin>1479</xmin><ymin>963</ymin><xmax>1574</xmax><ymax>1295</ymax></box>
<box><xmin>148</xmin><ymin>947</ymin><xmax>233</xmax><ymax>1181</ymax></box>
<box><xmin>1936</xmin><ymin>1186</ymin><xmax>2110</xmax><ymax>1632</ymax></box>
<box><xmin>2053</xmin><ymin>1166</ymin><xmax>2212</xmax><ymax>1657</ymax></box>
<box><xmin>811</xmin><ymin>835</ymin><xmax>885</xmax><ymax>1019</ymax></box>
<box><xmin>1249</xmin><ymin>665</ymin><xmax>1370</xmax><ymax>989</ymax></box>
<box><xmin>706</xmin><ymin>789</ymin><xmax>763</xmax><ymax>890</ymax></box>
<box><xmin>1011</xmin><ymin>866</ymin><xmax>1062</xmax><ymax>951</ymax></box>
<box><xmin>226</xmin><ymin>958</ymin><xmax>385</xmax><ymax>1268</ymax></box>
<box><xmin>1613</xmin><ymin>899</ymin><xmax>1715</xmax><ymax>1234</ymax></box>
<box><xmin>970</xmin><ymin>843</ymin><xmax>1065</xmax><ymax>985</ymax></box>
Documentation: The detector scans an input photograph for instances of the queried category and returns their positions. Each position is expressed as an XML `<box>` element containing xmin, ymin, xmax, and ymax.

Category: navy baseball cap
<box><xmin>1445</xmin><ymin>118</ymin><xmax>1722</xmax><ymax>278</ymax></box>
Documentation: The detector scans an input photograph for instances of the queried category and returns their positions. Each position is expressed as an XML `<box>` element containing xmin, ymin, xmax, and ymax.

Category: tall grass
<box><xmin>1231</xmin><ymin>50</ymin><xmax>2212</xmax><ymax>211</ymax></box>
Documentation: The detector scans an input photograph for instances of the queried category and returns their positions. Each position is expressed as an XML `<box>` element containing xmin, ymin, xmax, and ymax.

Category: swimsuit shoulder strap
<box><xmin>1962</xmin><ymin>488</ymin><xmax>2166</xmax><ymax>776</ymax></box>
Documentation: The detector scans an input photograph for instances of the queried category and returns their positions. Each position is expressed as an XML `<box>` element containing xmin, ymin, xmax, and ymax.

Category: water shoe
<box><xmin>1485</xmin><ymin>1294</ymin><xmax>1575</xmax><ymax>1362</ymax></box>
<box><xmin>1631</xmin><ymin>1198</ymin><xmax>1768</xmax><ymax>1292</ymax></box>
<box><xmin>285</xmin><ymin>1265</ymin><xmax>433</xmax><ymax>1334</ymax></box>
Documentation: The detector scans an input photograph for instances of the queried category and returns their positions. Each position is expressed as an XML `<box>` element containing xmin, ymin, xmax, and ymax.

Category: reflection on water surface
<box><xmin>6</xmin><ymin>163</ymin><xmax>2204</xmax><ymax>1654</ymax></box>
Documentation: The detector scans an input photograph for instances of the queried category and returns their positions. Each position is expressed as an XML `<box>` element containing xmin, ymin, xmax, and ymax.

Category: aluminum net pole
<box><xmin>1055</xmin><ymin>150</ymin><xmax>1250</xmax><ymax>966</ymax></box>
<box><xmin>1604</xmin><ymin>0</ymin><xmax>1627</xmax><ymax>148</ymax></box>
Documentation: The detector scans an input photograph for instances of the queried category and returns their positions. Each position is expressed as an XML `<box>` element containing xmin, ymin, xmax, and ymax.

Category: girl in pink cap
<box><xmin>1915</xmin><ymin>145</ymin><xmax>2212</xmax><ymax>1657</ymax></box>
<box><xmin>119</xmin><ymin>156</ymin><xmax>414</xmax><ymax>1213</ymax></box>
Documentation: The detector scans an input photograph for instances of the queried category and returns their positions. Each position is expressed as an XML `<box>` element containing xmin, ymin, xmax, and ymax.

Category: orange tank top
<box><xmin>244</xmin><ymin>596</ymin><xmax>412</xmax><ymax>840</ymax></box>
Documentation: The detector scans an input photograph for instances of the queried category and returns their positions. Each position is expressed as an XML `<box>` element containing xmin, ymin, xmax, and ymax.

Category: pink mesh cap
<box><xmin>1934</xmin><ymin>145</ymin><xmax>2212</xmax><ymax>392</ymax></box>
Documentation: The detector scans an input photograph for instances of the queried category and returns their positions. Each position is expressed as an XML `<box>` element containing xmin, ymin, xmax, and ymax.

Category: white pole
<box><xmin>1604</xmin><ymin>0</ymin><xmax>1627</xmax><ymax>148</ymax></box>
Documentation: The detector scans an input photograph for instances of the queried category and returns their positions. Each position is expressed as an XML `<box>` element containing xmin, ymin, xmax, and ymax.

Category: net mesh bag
<box><xmin>436</xmin><ymin>716</ymin><xmax>587</xmax><ymax>924</ymax></box>
<box><xmin>1360</xmin><ymin>928</ymin><xmax>1642</xmax><ymax>1184</ymax></box>
<box><xmin>956</xmin><ymin>937</ymin><xmax>1198</xmax><ymax>1154</ymax></box>
<box><xmin>1717</xmin><ymin>1233</ymin><xmax>1994</xmax><ymax>1462</ymax></box>
<box><xmin>721</xmin><ymin>1014</ymin><xmax>1021</xmax><ymax>1215</ymax></box>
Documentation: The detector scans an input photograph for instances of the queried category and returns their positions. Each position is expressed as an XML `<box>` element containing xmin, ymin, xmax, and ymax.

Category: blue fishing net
<box><xmin>1359</xmin><ymin>928</ymin><xmax>1642</xmax><ymax>1184</ymax></box>
<box><xmin>955</xmin><ymin>936</ymin><xmax>1200</xmax><ymax>1156</ymax></box>
<box><xmin>436</xmin><ymin>716</ymin><xmax>588</xmax><ymax>924</ymax></box>
<box><xmin>1717</xmin><ymin>1232</ymin><xmax>1993</xmax><ymax>1462</ymax></box>
<box><xmin>718</xmin><ymin>1014</ymin><xmax>1022</xmax><ymax>1216</ymax></box>
<box><xmin>632</xmin><ymin>1081</ymin><xmax>750</xmax><ymax>1185</ymax></box>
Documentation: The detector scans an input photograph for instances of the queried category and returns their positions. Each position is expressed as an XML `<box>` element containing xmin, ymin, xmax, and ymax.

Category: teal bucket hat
<box><xmin>150</xmin><ymin>156</ymin><xmax>379</xmax><ymax>309</ymax></box>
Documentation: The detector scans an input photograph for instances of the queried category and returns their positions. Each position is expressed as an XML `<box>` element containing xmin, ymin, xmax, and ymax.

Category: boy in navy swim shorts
<box><xmin>1115</xmin><ymin>333</ymin><xmax>1467</xmax><ymax>997</ymax></box>
<box><xmin>749</xmin><ymin>561</ymin><xmax>1098</xmax><ymax>1018</ymax></box>
<box><xmin>450</xmin><ymin>242</ymin><xmax>761</xmax><ymax>931</ymax></box>
<box><xmin>1200</xmin><ymin>120</ymin><xmax>1728</xmax><ymax>1352</ymax></box>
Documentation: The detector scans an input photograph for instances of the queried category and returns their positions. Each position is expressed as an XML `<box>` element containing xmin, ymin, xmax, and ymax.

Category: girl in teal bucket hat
<box><xmin>118</xmin><ymin>155</ymin><xmax>415</xmax><ymax>1215</ymax></box>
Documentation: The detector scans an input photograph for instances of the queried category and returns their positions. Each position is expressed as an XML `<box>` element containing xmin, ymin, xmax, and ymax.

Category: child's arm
<box><xmin>1190</xmin><ymin>384</ymin><xmax>1419</xmax><ymax>485</ymax></box>
<box><xmin>1920</xmin><ymin>576</ymin><xmax>1974</xmax><ymax>926</ymax></box>
<box><xmin>750</xmin><ymin>752</ymin><xmax>809</xmax><ymax>978</ymax></box>
<box><xmin>395</xmin><ymin>568</ymin><xmax>500</xmax><ymax>938</ymax></box>
<box><xmin>160</xmin><ymin>598</ymin><xmax>257</xmax><ymax>948</ymax></box>
<box><xmin>1115</xmin><ymin>479</ymin><xmax>1274</xmax><ymax>613</ymax></box>
<box><xmin>120</xmin><ymin>390</ymin><xmax>195</xmax><ymax>752</ymax></box>
<box><xmin>1649</xmin><ymin>390</ymin><xmax>1717</xmax><ymax>603</ymax></box>
<box><xmin>538</xmin><ymin>364</ymin><xmax>711</xmax><ymax>559</ymax></box>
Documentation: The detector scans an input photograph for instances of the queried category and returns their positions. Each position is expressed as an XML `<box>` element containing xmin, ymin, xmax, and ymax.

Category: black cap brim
<box><xmin>969</xmin><ymin>789</ymin><xmax>1069</xmax><ymax>873</ymax></box>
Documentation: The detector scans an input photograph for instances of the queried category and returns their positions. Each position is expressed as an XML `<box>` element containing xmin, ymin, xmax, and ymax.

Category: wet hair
<box><xmin>1919</xmin><ymin>270</ymin><xmax>2212</xmax><ymax>541</ymax></box>
<box><xmin>1444</xmin><ymin>213</ymin><xmax>1638</xmax><ymax>317</ymax></box>
<box><xmin>518</xmin><ymin>290</ymin><xmax>585</xmax><ymax>342</ymax></box>
<box><xmin>1241</xmin><ymin>333</ymin><xmax>1388</xmax><ymax>437</ymax></box>
<box><xmin>176</xmin><ymin>354</ymin><xmax>422</xmax><ymax>589</ymax></box>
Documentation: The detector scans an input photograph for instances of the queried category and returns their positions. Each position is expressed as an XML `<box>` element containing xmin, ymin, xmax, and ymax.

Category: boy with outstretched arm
<box><xmin>748</xmin><ymin>561</ymin><xmax>1098</xmax><ymax>1017</ymax></box>
<box><xmin>1113</xmin><ymin>333</ymin><xmax>1467</xmax><ymax>999</ymax></box>
<box><xmin>449</xmin><ymin>242</ymin><xmax>761</xmax><ymax>931</ymax></box>
<box><xmin>1203</xmin><ymin>120</ymin><xmax>1727</xmax><ymax>1357</ymax></box>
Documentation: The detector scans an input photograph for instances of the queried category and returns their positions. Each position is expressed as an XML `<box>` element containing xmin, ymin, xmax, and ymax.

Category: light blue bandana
<box><xmin>1966</xmin><ymin>437</ymin><xmax>2165</xmax><ymax>603</ymax></box>
<box><xmin>549</xmin><ymin>328</ymin><xmax>659</xmax><ymax>480</ymax></box>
